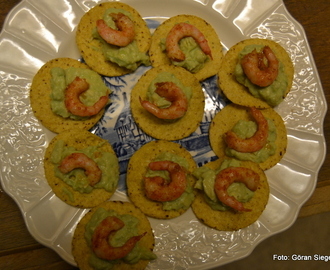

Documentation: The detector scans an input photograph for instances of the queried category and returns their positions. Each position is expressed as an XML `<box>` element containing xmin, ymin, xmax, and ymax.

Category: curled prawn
<box><xmin>139</xmin><ymin>82</ymin><xmax>188</xmax><ymax>120</ymax></box>
<box><xmin>65</xmin><ymin>77</ymin><xmax>108</xmax><ymax>117</ymax></box>
<box><xmin>96</xmin><ymin>12</ymin><xmax>135</xmax><ymax>47</ymax></box>
<box><xmin>144</xmin><ymin>160</ymin><xmax>187</xmax><ymax>202</ymax></box>
<box><xmin>91</xmin><ymin>216</ymin><xmax>146</xmax><ymax>261</ymax></box>
<box><xmin>58</xmin><ymin>152</ymin><xmax>102</xmax><ymax>186</ymax></box>
<box><xmin>224</xmin><ymin>107</ymin><xmax>268</xmax><ymax>153</ymax></box>
<box><xmin>241</xmin><ymin>46</ymin><xmax>279</xmax><ymax>87</ymax></box>
<box><xmin>214</xmin><ymin>167</ymin><xmax>259</xmax><ymax>212</ymax></box>
<box><xmin>165</xmin><ymin>22</ymin><xmax>212</xmax><ymax>62</ymax></box>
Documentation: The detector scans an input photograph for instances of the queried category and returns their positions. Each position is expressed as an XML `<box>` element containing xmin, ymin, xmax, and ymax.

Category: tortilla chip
<box><xmin>149</xmin><ymin>14</ymin><xmax>223</xmax><ymax>81</ymax></box>
<box><xmin>130</xmin><ymin>65</ymin><xmax>205</xmax><ymax>140</ymax></box>
<box><xmin>209</xmin><ymin>104</ymin><xmax>287</xmax><ymax>170</ymax></box>
<box><xmin>127</xmin><ymin>140</ymin><xmax>197</xmax><ymax>219</ymax></box>
<box><xmin>218</xmin><ymin>38</ymin><xmax>294</xmax><ymax>108</ymax></box>
<box><xmin>192</xmin><ymin>158</ymin><xmax>269</xmax><ymax>231</ymax></box>
<box><xmin>76</xmin><ymin>2</ymin><xmax>151</xmax><ymax>76</ymax></box>
<box><xmin>72</xmin><ymin>201</ymin><xmax>155</xmax><ymax>270</ymax></box>
<box><xmin>44</xmin><ymin>129</ymin><xmax>119</xmax><ymax>208</ymax></box>
<box><xmin>30</xmin><ymin>57</ymin><xmax>106</xmax><ymax>133</ymax></box>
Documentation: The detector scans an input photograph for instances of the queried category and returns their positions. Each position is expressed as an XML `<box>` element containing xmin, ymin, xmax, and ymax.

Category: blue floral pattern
<box><xmin>90</xmin><ymin>19</ymin><xmax>230</xmax><ymax>192</ymax></box>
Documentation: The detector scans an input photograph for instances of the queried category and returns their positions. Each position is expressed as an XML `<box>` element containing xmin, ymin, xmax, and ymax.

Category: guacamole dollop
<box><xmin>235</xmin><ymin>44</ymin><xmax>288</xmax><ymax>106</ymax></box>
<box><xmin>161</xmin><ymin>33</ymin><xmax>210</xmax><ymax>73</ymax></box>
<box><xmin>93</xmin><ymin>8</ymin><xmax>150</xmax><ymax>70</ymax></box>
<box><xmin>51</xmin><ymin>140</ymin><xmax>119</xmax><ymax>195</ymax></box>
<box><xmin>145</xmin><ymin>152</ymin><xmax>195</xmax><ymax>211</ymax></box>
<box><xmin>50</xmin><ymin>67</ymin><xmax>109</xmax><ymax>120</ymax></box>
<box><xmin>146</xmin><ymin>71</ymin><xmax>192</xmax><ymax>110</ymax></box>
<box><xmin>85</xmin><ymin>208</ymin><xmax>156</xmax><ymax>269</ymax></box>
<box><xmin>193</xmin><ymin>159</ymin><xmax>255</xmax><ymax>211</ymax></box>
<box><xmin>225</xmin><ymin>118</ymin><xmax>277</xmax><ymax>163</ymax></box>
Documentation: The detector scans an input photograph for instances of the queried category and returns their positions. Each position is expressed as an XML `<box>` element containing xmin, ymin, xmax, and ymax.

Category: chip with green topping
<box><xmin>149</xmin><ymin>14</ymin><xmax>223</xmax><ymax>81</ymax></box>
<box><xmin>44</xmin><ymin>129</ymin><xmax>119</xmax><ymax>208</ymax></box>
<box><xmin>76</xmin><ymin>2</ymin><xmax>151</xmax><ymax>76</ymax></box>
<box><xmin>72</xmin><ymin>201</ymin><xmax>156</xmax><ymax>270</ymax></box>
<box><xmin>30</xmin><ymin>57</ymin><xmax>107</xmax><ymax>133</ymax></box>
<box><xmin>130</xmin><ymin>65</ymin><xmax>205</xmax><ymax>140</ymax></box>
<box><xmin>192</xmin><ymin>157</ymin><xmax>269</xmax><ymax>231</ymax></box>
<box><xmin>127</xmin><ymin>140</ymin><xmax>197</xmax><ymax>219</ymax></box>
<box><xmin>209</xmin><ymin>103</ymin><xmax>287</xmax><ymax>170</ymax></box>
<box><xmin>218</xmin><ymin>38</ymin><xmax>294</xmax><ymax>108</ymax></box>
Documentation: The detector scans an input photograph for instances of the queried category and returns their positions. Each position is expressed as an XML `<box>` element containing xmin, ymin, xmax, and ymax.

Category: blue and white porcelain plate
<box><xmin>92</xmin><ymin>40</ymin><xmax>228</xmax><ymax>192</ymax></box>
<box><xmin>0</xmin><ymin>0</ymin><xmax>327</xmax><ymax>269</ymax></box>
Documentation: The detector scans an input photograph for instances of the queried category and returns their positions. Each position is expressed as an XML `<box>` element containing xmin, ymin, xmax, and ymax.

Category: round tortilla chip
<box><xmin>130</xmin><ymin>65</ymin><xmax>205</xmax><ymax>140</ymax></box>
<box><xmin>44</xmin><ymin>129</ymin><xmax>119</xmax><ymax>208</ymax></box>
<box><xmin>192</xmin><ymin>158</ymin><xmax>269</xmax><ymax>231</ymax></box>
<box><xmin>76</xmin><ymin>2</ymin><xmax>151</xmax><ymax>77</ymax></box>
<box><xmin>72</xmin><ymin>201</ymin><xmax>155</xmax><ymax>270</ymax></box>
<box><xmin>149</xmin><ymin>14</ymin><xmax>223</xmax><ymax>81</ymax></box>
<box><xmin>127</xmin><ymin>140</ymin><xmax>197</xmax><ymax>219</ymax></box>
<box><xmin>30</xmin><ymin>57</ymin><xmax>106</xmax><ymax>133</ymax></box>
<box><xmin>218</xmin><ymin>38</ymin><xmax>294</xmax><ymax>108</ymax></box>
<box><xmin>209</xmin><ymin>104</ymin><xmax>287</xmax><ymax>170</ymax></box>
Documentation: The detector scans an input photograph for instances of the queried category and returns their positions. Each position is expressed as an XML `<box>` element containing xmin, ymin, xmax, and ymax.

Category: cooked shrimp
<box><xmin>58</xmin><ymin>152</ymin><xmax>102</xmax><ymax>186</ymax></box>
<box><xmin>91</xmin><ymin>216</ymin><xmax>146</xmax><ymax>261</ymax></box>
<box><xmin>144</xmin><ymin>160</ymin><xmax>187</xmax><ymax>202</ymax></box>
<box><xmin>224</xmin><ymin>107</ymin><xmax>268</xmax><ymax>153</ymax></box>
<box><xmin>165</xmin><ymin>22</ymin><xmax>212</xmax><ymax>61</ymax></box>
<box><xmin>241</xmin><ymin>46</ymin><xmax>279</xmax><ymax>87</ymax></box>
<box><xmin>214</xmin><ymin>167</ymin><xmax>259</xmax><ymax>212</ymax></box>
<box><xmin>139</xmin><ymin>82</ymin><xmax>188</xmax><ymax>120</ymax></box>
<box><xmin>64</xmin><ymin>77</ymin><xmax>108</xmax><ymax>117</ymax></box>
<box><xmin>96</xmin><ymin>12</ymin><xmax>135</xmax><ymax>47</ymax></box>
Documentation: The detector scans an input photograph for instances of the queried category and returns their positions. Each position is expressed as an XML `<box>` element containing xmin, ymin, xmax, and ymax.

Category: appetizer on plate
<box><xmin>72</xmin><ymin>201</ymin><xmax>157</xmax><ymax>270</ymax></box>
<box><xmin>44</xmin><ymin>129</ymin><xmax>119</xmax><ymax>208</ymax></box>
<box><xmin>30</xmin><ymin>58</ymin><xmax>110</xmax><ymax>133</ymax></box>
<box><xmin>219</xmin><ymin>38</ymin><xmax>294</xmax><ymax>108</ymax></box>
<box><xmin>209</xmin><ymin>104</ymin><xmax>287</xmax><ymax>170</ymax></box>
<box><xmin>149</xmin><ymin>14</ymin><xmax>223</xmax><ymax>81</ymax></box>
<box><xmin>192</xmin><ymin>158</ymin><xmax>269</xmax><ymax>231</ymax></box>
<box><xmin>127</xmin><ymin>140</ymin><xmax>197</xmax><ymax>219</ymax></box>
<box><xmin>130</xmin><ymin>65</ymin><xmax>204</xmax><ymax>140</ymax></box>
<box><xmin>76</xmin><ymin>2</ymin><xmax>151</xmax><ymax>76</ymax></box>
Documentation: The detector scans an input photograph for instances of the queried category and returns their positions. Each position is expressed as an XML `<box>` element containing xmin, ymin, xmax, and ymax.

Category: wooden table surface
<box><xmin>0</xmin><ymin>0</ymin><xmax>329</xmax><ymax>269</ymax></box>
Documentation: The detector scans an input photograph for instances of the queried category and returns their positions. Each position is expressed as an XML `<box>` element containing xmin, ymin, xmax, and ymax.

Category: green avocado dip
<box><xmin>145</xmin><ymin>71</ymin><xmax>192</xmax><ymax>114</ymax></box>
<box><xmin>161</xmin><ymin>30</ymin><xmax>211</xmax><ymax>73</ymax></box>
<box><xmin>235</xmin><ymin>44</ymin><xmax>288</xmax><ymax>106</ymax></box>
<box><xmin>193</xmin><ymin>159</ymin><xmax>255</xmax><ymax>211</ymax></box>
<box><xmin>85</xmin><ymin>208</ymin><xmax>157</xmax><ymax>269</ymax></box>
<box><xmin>145</xmin><ymin>152</ymin><xmax>195</xmax><ymax>211</ymax></box>
<box><xmin>50</xmin><ymin>67</ymin><xmax>110</xmax><ymax>120</ymax></box>
<box><xmin>93</xmin><ymin>8</ymin><xmax>150</xmax><ymax>71</ymax></box>
<box><xmin>50</xmin><ymin>140</ymin><xmax>119</xmax><ymax>195</ymax></box>
<box><xmin>225</xmin><ymin>118</ymin><xmax>277</xmax><ymax>163</ymax></box>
